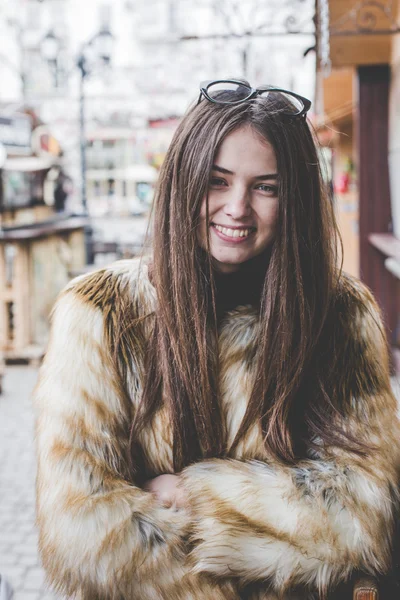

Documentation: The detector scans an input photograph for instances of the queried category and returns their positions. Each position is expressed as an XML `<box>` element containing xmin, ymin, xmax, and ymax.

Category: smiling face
<box><xmin>197</xmin><ymin>125</ymin><xmax>279</xmax><ymax>273</ymax></box>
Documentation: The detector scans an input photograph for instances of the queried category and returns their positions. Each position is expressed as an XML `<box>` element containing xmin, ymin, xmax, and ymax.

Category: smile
<box><xmin>211</xmin><ymin>223</ymin><xmax>256</xmax><ymax>242</ymax></box>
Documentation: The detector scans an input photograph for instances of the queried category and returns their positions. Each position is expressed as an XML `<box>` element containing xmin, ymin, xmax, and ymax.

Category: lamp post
<box><xmin>77</xmin><ymin>29</ymin><xmax>113</xmax><ymax>264</ymax></box>
<box><xmin>77</xmin><ymin>28</ymin><xmax>113</xmax><ymax>219</ymax></box>
<box><xmin>42</xmin><ymin>27</ymin><xmax>113</xmax><ymax>264</ymax></box>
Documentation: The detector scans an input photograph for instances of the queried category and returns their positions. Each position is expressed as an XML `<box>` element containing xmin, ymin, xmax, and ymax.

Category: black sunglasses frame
<box><xmin>198</xmin><ymin>79</ymin><xmax>312</xmax><ymax>119</ymax></box>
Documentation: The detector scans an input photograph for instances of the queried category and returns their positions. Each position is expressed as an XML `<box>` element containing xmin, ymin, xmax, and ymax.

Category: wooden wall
<box><xmin>358</xmin><ymin>65</ymin><xmax>398</xmax><ymax>345</ymax></box>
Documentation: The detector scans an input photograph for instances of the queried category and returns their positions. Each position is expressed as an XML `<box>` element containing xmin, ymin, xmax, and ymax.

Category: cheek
<box><xmin>199</xmin><ymin>193</ymin><xmax>218</xmax><ymax>221</ymax></box>
<box><xmin>199</xmin><ymin>197</ymin><xmax>207</xmax><ymax>220</ymax></box>
<box><xmin>259</xmin><ymin>201</ymin><xmax>279</xmax><ymax>229</ymax></box>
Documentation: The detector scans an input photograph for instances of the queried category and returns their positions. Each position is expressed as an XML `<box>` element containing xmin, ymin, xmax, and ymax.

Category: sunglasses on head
<box><xmin>198</xmin><ymin>79</ymin><xmax>311</xmax><ymax>119</ymax></box>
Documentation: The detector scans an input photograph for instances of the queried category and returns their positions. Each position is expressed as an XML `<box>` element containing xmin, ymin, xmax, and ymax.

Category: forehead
<box><xmin>214</xmin><ymin>125</ymin><xmax>277</xmax><ymax>173</ymax></box>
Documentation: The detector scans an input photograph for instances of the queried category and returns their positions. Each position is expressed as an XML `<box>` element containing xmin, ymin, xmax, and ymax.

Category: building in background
<box><xmin>0</xmin><ymin>107</ymin><xmax>86</xmax><ymax>368</ymax></box>
<box><xmin>85</xmin><ymin>124</ymin><xmax>157</xmax><ymax>217</ymax></box>
<box><xmin>134</xmin><ymin>0</ymin><xmax>316</xmax><ymax>115</ymax></box>
<box><xmin>315</xmin><ymin>0</ymin><xmax>400</xmax><ymax>371</ymax></box>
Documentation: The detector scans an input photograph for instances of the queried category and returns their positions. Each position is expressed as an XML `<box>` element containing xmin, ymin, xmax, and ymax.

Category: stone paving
<box><xmin>0</xmin><ymin>366</ymin><xmax>58</xmax><ymax>600</ymax></box>
<box><xmin>0</xmin><ymin>364</ymin><xmax>399</xmax><ymax>600</ymax></box>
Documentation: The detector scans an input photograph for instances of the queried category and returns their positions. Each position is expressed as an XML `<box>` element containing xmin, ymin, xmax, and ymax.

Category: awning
<box><xmin>0</xmin><ymin>216</ymin><xmax>89</xmax><ymax>241</ymax></box>
<box><xmin>3</xmin><ymin>156</ymin><xmax>57</xmax><ymax>172</ymax></box>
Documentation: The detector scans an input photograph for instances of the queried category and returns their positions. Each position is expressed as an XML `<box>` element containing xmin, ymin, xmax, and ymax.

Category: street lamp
<box><xmin>41</xmin><ymin>30</ymin><xmax>61</xmax><ymax>87</ymax></box>
<box><xmin>42</xmin><ymin>27</ymin><xmax>113</xmax><ymax>264</ymax></box>
<box><xmin>76</xmin><ymin>28</ymin><xmax>113</xmax><ymax>264</ymax></box>
<box><xmin>92</xmin><ymin>28</ymin><xmax>114</xmax><ymax>65</ymax></box>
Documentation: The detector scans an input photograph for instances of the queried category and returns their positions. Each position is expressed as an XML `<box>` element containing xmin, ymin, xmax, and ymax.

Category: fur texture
<box><xmin>34</xmin><ymin>259</ymin><xmax>400</xmax><ymax>599</ymax></box>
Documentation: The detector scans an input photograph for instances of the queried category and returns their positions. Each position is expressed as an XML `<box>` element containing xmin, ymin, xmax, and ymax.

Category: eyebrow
<box><xmin>212</xmin><ymin>164</ymin><xmax>278</xmax><ymax>180</ymax></box>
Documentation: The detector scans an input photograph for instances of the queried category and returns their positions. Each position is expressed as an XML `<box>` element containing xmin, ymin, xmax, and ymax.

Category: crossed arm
<box><xmin>35</xmin><ymin>284</ymin><xmax>400</xmax><ymax>599</ymax></box>
<box><xmin>148</xmin><ymin>445</ymin><xmax>398</xmax><ymax>594</ymax></box>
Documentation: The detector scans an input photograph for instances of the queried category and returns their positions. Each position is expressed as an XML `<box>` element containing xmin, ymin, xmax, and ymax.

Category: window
<box><xmin>3</xmin><ymin>171</ymin><xmax>45</xmax><ymax>209</ymax></box>
<box><xmin>5</xmin><ymin>245</ymin><xmax>16</xmax><ymax>288</ymax></box>
<box><xmin>136</xmin><ymin>182</ymin><xmax>152</xmax><ymax>203</ymax></box>
<box><xmin>3</xmin><ymin>171</ymin><xmax>31</xmax><ymax>209</ymax></box>
<box><xmin>6</xmin><ymin>301</ymin><xmax>14</xmax><ymax>342</ymax></box>
<box><xmin>94</xmin><ymin>181</ymin><xmax>101</xmax><ymax>197</ymax></box>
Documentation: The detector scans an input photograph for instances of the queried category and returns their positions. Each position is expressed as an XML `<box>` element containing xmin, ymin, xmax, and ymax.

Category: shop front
<box><xmin>316</xmin><ymin>0</ymin><xmax>400</xmax><ymax>370</ymax></box>
<box><xmin>0</xmin><ymin>111</ymin><xmax>86</xmax><ymax>373</ymax></box>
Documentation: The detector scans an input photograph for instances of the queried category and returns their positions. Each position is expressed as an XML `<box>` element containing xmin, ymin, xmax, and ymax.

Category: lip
<box><xmin>210</xmin><ymin>223</ymin><xmax>256</xmax><ymax>244</ymax></box>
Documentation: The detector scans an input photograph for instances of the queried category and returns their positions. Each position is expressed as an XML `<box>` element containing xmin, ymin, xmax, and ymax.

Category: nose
<box><xmin>223</xmin><ymin>185</ymin><xmax>252</xmax><ymax>219</ymax></box>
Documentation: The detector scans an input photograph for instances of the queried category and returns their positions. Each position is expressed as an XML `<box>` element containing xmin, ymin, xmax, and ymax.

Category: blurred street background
<box><xmin>0</xmin><ymin>0</ymin><xmax>399</xmax><ymax>598</ymax></box>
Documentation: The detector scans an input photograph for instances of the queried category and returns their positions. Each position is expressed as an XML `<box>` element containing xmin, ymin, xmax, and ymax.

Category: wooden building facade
<box><xmin>316</xmin><ymin>0</ymin><xmax>400</xmax><ymax>371</ymax></box>
<box><xmin>0</xmin><ymin>112</ymin><xmax>86</xmax><ymax>376</ymax></box>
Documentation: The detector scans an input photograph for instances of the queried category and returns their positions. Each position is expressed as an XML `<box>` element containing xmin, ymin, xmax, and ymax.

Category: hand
<box><xmin>144</xmin><ymin>474</ymin><xmax>187</xmax><ymax>509</ymax></box>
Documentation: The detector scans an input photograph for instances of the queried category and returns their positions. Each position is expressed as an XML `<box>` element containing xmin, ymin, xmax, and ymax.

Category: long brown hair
<box><xmin>125</xmin><ymin>86</ymin><xmax>364</xmax><ymax>474</ymax></box>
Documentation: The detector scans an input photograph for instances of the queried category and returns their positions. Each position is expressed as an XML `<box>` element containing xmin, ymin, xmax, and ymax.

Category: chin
<box><xmin>216</xmin><ymin>250</ymin><xmax>255</xmax><ymax>262</ymax></box>
<box><xmin>212</xmin><ymin>255</ymin><xmax>252</xmax><ymax>272</ymax></box>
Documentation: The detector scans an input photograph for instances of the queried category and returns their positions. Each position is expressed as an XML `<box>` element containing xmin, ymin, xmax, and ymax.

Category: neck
<box><xmin>213</xmin><ymin>251</ymin><xmax>270</xmax><ymax>318</ymax></box>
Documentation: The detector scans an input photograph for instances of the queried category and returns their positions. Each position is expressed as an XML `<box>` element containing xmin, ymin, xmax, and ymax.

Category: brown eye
<box><xmin>210</xmin><ymin>177</ymin><xmax>227</xmax><ymax>187</ymax></box>
<box><xmin>256</xmin><ymin>184</ymin><xmax>278</xmax><ymax>195</ymax></box>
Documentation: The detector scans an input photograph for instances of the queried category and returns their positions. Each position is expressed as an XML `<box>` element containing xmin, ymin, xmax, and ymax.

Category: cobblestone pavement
<box><xmin>0</xmin><ymin>364</ymin><xmax>399</xmax><ymax>600</ymax></box>
<box><xmin>0</xmin><ymin>366</ymin><xmax>58</xmax><ymax>600</ymax></box>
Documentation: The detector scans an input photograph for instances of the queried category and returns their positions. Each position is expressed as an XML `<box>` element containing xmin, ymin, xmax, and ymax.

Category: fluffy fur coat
<box><xmin>34</xmin><ymin>259</ymin><xmax>400</xmax><ymax>600</ymax></box>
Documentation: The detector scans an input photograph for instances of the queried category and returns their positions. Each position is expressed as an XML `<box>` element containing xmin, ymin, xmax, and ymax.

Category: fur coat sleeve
<box><xmin>181</xmin><ymin>279</ymin><xmax>400</xmax><ymax>595</ymax></box>
<box><xmin>33</xmin><ymin>278</ymin><xmax>192</xmax><ymax>599</ymax></box>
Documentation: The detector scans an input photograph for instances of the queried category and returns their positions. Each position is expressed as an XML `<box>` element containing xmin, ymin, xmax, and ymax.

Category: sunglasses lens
<box><xmin>206</xmin><ymin>82</ymin><xmax>252</xmax><ymax>104</ymax></box>
<box><xmin>257</xmin><ymin>90</ymin><xmax>304</xmax><ymax>115</ymax></box>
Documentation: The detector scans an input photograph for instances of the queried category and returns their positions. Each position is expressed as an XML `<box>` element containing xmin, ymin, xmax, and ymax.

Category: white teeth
<box><xmin>214</xmin><ymin>224</ymin><xmax>253</xmax><ymax>238</ymax></box>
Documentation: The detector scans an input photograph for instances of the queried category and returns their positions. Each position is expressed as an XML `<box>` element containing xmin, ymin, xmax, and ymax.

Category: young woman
<box><xmin>34</xmin><ymin>80</ymin><xmax>400</xmax><ymax>600</ymax></box>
